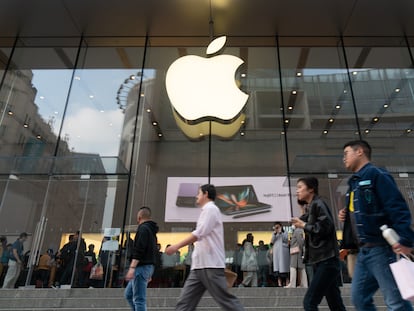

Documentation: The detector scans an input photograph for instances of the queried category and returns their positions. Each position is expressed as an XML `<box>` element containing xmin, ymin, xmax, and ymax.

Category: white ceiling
<box><xmin>1</xmin><ymin>0</ymin><xmax>414</xmax><ymax>39</ymax></box>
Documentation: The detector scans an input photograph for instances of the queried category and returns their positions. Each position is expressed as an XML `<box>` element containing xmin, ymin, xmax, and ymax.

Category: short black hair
<box><xmin>297</xmin><ymin>176</ymin><xmax>319</xmax><ymax>195</ymax></box>
<box><xmin>139</xmin><ymin>206</ymin><xmax>152</xmax><ymax>219</ymax></box>
<box><xmin>273</xmin><ymin>222</ymin><xmax>284</xmax><ymax>232</ymax></box>
<box><xmin>343</xmin><ymin>140</ymin><xmax>372</xmax><ymax>160</ymax></box>
<box><xmin>200</xmin><ymin>184</ymin><xmax>216</xmax><ymax>200</ymax></box>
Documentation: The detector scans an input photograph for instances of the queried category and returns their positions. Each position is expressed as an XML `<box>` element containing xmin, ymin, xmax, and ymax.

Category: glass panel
<box><xmin>0</xmin><ymin>42</ymin><xmax>13</xmax><ymax>84</ymax></box>
<box><xmin>0</xmin><ymin>38</ymin><xmax>79</xmax><ymax>158</ymax></box>
<box><xmin>0</xmin><ymin>173</ymin><xmax>128</xmax><ymax>288</ymax></box>
<box><xmin>138</xmin><ymin>37</ymin><xmax>289</xmax><ymax>287</ymax></box>
<box><xmin>57</xmin><ymin>45</ymin><xmax>145</xmax><ymax>167</ymax></box>
<box><xmin>344</xmin><ymin>37</ymin><xmax>414</xmax><ymax>171</ymax></box>
<box><xmin>279</xmin><ymin>39</ymin><xmax>357</xmax><ymax>175</ymax></box>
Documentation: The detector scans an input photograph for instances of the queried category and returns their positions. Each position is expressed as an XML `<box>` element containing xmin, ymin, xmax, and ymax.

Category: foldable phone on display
<box><xmin>215</xmin><ymin>185</ymin><xmax>271</xmax><ymax>217</ymax></box>
<box><xmin>176</xmin><ymin>183</ymin><xmax>200</xmax><ymax>207</ymax></box>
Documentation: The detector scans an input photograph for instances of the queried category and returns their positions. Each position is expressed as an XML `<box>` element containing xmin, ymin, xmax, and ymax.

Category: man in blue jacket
<box><xmin>339</xmin><ymin>140</ymin><xmax>414</xmax><ymax>310</ymax></box>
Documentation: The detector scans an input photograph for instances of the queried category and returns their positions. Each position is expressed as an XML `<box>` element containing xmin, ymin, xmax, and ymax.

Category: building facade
<box><xmin>0</xmin><ymin>0</ymin><xmax>414</xmax><ymax>287</ymax></box>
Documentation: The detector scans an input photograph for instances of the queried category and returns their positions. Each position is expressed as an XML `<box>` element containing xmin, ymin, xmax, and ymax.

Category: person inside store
<box><xmin>239</xmin><ymin>232</ymin><xmax>258</xmax><ymax>287</ymax></box>
<box><xmin>165</xmin><ymin>184</ymin><xmax>245</xmax><ymax>311</ymax></box>
<box><xmin>270</xmin><ymin>222</ymin><xmax>290</xmax><ymax>287</ymax></box>
<box><xmin>285</xmin><ymin>202</ymin><xmax>307</xmax><ymax>288</ymax></box>
<box><xmin>291</xmin><ymin>177</ymin><xmax>346</xmax><ymax>311</ymax></box>
<box><xmin>339</xmin><ymin>140</ymin><xmax>414</xmax><ymax>310</ymax></box>
<box><xmin>0</xmin><ymin>236</ymin><xmax>8</xmax><ymax>286</ymax></box>
<box><xmin>257</xmin><ymin>240</ymin><xmax>269</xmax><ymax>287</ymax></box>
<box><xmin>2</xmin><ymin>232</ymin><xmax>28</xmax><ymax>288</ymax></box>
<box><xmin>36</xmin><ymin>248</ymin><xmax>54</xmax><ymax>288</ymax></box>
<box><xmin>83</xmin><ymin>244</ymin><xmax>97</xmax><ymax>288</ymax></box>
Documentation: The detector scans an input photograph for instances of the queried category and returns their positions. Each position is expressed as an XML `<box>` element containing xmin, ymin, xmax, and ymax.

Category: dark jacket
<box><xmin>342</xmin><ymin>162</ymin><xmax>414</xmax><ymax>248</ymax></box>
<box><xmin>131</xmin><ymin>220</ymin><xmax>159</xmax><ymax>266</ymax></box>
<box><xmin>300</xmin><ymin>196</ymin><xmax>339</xmax><ymax>264</ymax></box>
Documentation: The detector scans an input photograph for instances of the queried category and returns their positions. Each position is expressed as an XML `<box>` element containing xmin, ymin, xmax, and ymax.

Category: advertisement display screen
<box><xmin>165</xmin><ymin>176</ymin><xmax>291</xmax><ymax>222</ymax></box>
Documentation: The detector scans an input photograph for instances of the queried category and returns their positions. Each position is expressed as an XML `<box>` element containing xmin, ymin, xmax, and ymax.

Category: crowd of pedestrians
<box><xmin>2</xmin><ymin>140</ymin><xmax>414</xmax><ymax>311</ymax></box>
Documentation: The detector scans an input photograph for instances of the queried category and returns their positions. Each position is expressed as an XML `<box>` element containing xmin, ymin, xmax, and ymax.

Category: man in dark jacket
<box><xmin>124</xmin><ymin>206</ymin><xmax>158</xmax><ymax>311</ymax></box>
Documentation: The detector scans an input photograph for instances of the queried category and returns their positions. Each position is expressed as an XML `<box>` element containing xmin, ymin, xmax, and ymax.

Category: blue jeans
<box><xmin>352</xmin><ymin>246</ymin><xmax>413</xmax><ymax>311</ymax></box>
<box><xmin>303</xmin><ymin>256</ymin><xmax>346</xmax><ymax>311</ymax></box>
<box><xmin>125</xmin><ymin>265</ymin><xmax>154</xmax><ymax>311</ymax></box>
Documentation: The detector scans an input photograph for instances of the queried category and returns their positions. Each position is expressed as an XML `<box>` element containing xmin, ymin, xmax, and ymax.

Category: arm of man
<box><xmin>375</xmin><ymin>171</ymin><xmax>414</xmax><ymax>252</ymax></box>
<box><xmin>165</xmin><ymin>234</ymin><xmax>197</xmax><ymax>255</ymax></box>
<box><xmin>13</xmin><ymin>248</ymin><xmax>22</xmax><ymax>264</ymax></box>
<box><xmin>125</xmin><ymin>259</ymin><xmax>139</xmax><ymax>281</ymax></box>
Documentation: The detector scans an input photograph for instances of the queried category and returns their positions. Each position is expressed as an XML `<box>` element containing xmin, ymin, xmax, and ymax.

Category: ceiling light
<box><xmin>383</xmin><ymin>103</ymin><xmax>389</xmax><ymax>108</ymax></box>
<box><xmin>296</xmin><ymin>72</ymin><xmax>302</xmax><ymax>77</ymax></box>
<box><xmin>158</xmin><ymin>133</ymin><xmax>163</xmax><ymax>137</ymax></box>
<box><xmin>352</xmin><ymin>71</ymin><xmax>358</xmax><ymax>75</ymax></box>
<box><xmin>23</xmin><ymin>124</ymin><xmax>28</xmax><ymax>128</ymax></box>
<box><xmin>152</xmin><ymin>121</ymin><xmax>158</xmax><ymax>126</ymax></box>
<box><xmin>288</xmin><ymin>106</ymin><xmax>293</xmax><ymax>110</ymax></box>
<box><xmin>395</xmin><ymin>88</ymin><xmax>400</xmax><ymax>93</ymax></box>
<box><xmin>335</xmin><ymin>105</ymin><xmax>341</xmax><ymax>109</ymax></box>
<box><xmin>323</xmin><ymin>130</ymin><xmax>328</xmax><ymax>134</ymax></box>
<box><xmin>328</xmin><ymin>118</ymin><xmax>334</xmax><ymax>123</ymax></box>
<box><xmin>89</xmin><ymin>95</ymin><xmax>94</xmax><ymax>99</ymax></box>
<box><xmin>406</xmin><ymin>129</ymin><xmax>412</xmax><ymax>133</ymax></box>
<box><xmin>146</xmin><ymin>108</ymin><xmax>151</xmax><ymax>113</ymax></box>
<box><xmin>7</xmin><ymin>110</ymin><xmax>13</xmax><ymax>115</ymax></box>
<box><xmin>241</xmin><ymin>73</ymin><xmax>246</xmax><ymax>78</ymax></box>
<box><xmin>291</xmin><ymin>90</ymin><xmax>297</xmax><ymax>95</ymax></box>
<box><xmin>372</xmin><ymin>117</ymin><xmax>379</xmax><ymax>122</ymax></box>
<box><xmin>365</xmin><ymin>129</ymin><xmax>370</xmax><ymax>133</ymax></box>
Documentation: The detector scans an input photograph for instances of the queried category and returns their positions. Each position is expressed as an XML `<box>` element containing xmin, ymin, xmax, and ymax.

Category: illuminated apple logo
<box><xmin>165</xmin><ymin>36</ymin><xmax>248</xmax><ymax>122</ymax></box>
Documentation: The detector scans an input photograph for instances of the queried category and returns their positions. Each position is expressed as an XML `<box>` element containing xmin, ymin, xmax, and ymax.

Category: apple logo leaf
<box><xmin>206</xmin><ymin>36</ymin><xmax>226</xmax><ymax>55</ymax></box>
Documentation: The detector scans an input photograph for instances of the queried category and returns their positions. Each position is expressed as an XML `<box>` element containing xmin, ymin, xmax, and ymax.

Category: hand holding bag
<box><xmin>389</xmin><ymin>256</ymin><xmax>414</xmax><ymax>301</ymax></box>
<box><xmin>224</xmin><ymin>268</ymin><xmax>237</xmax><ymax>288</ymax></box>
<box><xmin>89</xmin><ymin>262</ymin><xmax>104</xmax><ymax>280</ymax></box>
<box><xmin>290</xmin><ymin>246</ymin><xmax>300</xmax><ymax>255</ymax></box>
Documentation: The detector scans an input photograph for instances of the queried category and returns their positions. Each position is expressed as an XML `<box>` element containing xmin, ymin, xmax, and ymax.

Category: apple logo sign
<box><xmin>166</xmin><ymin>36</ymin><xmax>248</xmax><ymax>122</ymax></box>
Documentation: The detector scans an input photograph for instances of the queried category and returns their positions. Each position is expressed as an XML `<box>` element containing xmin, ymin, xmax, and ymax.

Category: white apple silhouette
<box><xmin>166</xmin><ymin>36</ymin><xmax>248</xmax><ymax>121</ymax></box>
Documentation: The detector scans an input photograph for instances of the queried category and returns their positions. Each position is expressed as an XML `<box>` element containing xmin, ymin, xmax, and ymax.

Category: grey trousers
<box><xmin>175</xmin><ymin>268</ymin><xmax>245</xmax><ymax>311</ymax></box>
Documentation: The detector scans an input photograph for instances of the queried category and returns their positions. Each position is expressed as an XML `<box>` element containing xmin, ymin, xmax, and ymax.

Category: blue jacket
<box><xmin>343</xmin><ymin>162</ymin><xmax>414</xmax><ymax>248</ymax></box>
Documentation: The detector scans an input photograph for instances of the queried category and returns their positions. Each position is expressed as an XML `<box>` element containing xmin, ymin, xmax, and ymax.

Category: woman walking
<box><xmin>291</xmin><ymin>177</ymin><xmax>346</xmax><ymax>311</ymax></box>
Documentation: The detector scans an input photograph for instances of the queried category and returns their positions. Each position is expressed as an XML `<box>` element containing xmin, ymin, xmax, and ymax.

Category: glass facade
<box><xmin>1</xmin><ymin>33</ymin><xmax>414</xmax><ymax>288</ymax></box>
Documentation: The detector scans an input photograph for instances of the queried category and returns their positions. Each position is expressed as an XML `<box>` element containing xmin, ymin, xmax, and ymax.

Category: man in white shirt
<box><xmin>166</xmin><ymin>184</ymin><xmax>245</xmax><ymax>311</ymax></box>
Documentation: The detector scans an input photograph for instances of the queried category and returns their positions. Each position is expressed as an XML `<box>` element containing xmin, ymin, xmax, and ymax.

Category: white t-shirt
<box><xmin>191</xmin><ymin>201</ymin><xmax>225</xmax><ymax>269</ymax></box>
